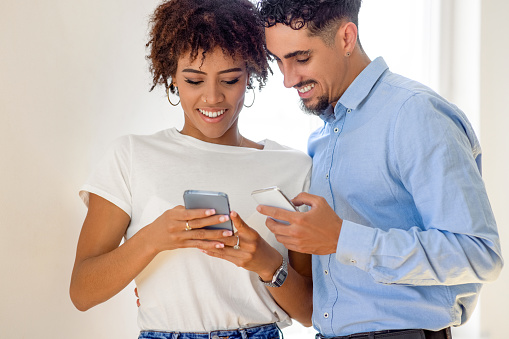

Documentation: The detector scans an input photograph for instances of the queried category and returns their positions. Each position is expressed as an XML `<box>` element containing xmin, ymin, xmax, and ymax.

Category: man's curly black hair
<box><xmin>147</xmin><ymin>0</ymin><xmax>270</xmax><ymax>94</ymax></box>
<box><xmin>257</xmin><ymin>0</ymin><xmax>362</xmax><ymax>46</ymax></box>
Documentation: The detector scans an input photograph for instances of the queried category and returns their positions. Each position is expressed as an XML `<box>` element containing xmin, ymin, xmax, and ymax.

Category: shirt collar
<box><xmin>338</xmin><ymin>57</ymin><xmax>388</xmax><ymax>110</ymax></box>
<box><xmin>319</xmin><ymin>57</ymin><xmax>389</xmax><ymax>122</ymax></box>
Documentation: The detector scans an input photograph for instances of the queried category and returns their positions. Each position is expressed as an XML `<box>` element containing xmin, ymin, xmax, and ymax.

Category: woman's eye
<box><xmin>297</xmin><ymin>57</ymin><xmax>310</xmax><ymax>64</ymax></box>
<box><xmin>224</xmin><ymin>78</ymin><xmax>240</xmax><ymax>85</ymax></box>
<box><xmin>185</xmin><ymin>79</ymin><xmax>202</xmax><ymax>85</ymax></box>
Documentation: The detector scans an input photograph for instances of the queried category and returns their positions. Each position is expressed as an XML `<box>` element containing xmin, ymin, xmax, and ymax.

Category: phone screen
<box><xmin>183</xmin><ymin>190</ymin><xmax>233</xmax><ymax>231</ymax></box>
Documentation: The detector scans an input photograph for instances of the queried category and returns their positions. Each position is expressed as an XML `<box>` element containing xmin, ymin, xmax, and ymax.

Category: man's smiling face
<box><xmin>265</xmin><ymin>23</ymin><xmax>350</xmax><ymax>115</ymax></box>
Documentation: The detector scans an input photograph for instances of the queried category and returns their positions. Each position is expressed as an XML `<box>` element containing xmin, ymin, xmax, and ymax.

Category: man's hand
<box><xmin>257</xmin><ymin>192</ymin><xmax>342</xmax><ymax>255</ymax></box>
<box><xmin>134</xmin><ymin>287</ymin><xmax>140</xmax><ymax>307</ymax></box>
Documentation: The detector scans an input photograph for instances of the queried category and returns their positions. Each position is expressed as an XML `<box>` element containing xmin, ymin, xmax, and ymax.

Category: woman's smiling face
<box><xmin>175</xmin><ymin>48</ymin><xmax>249</xmax><ymax>145</ymax></box>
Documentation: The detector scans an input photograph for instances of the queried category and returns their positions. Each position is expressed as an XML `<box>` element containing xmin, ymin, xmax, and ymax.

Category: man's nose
<box><xmin>281</xmin><ymin>64</ymin><xmax>300</xmax><ymax>89</ymax></box>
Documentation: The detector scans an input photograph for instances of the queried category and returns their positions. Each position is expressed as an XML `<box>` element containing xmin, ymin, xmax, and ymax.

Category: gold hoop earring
<box><xmin>167</xmin><ymin>87</ymin><xmax>180</xmax><ymax>106</ymax></box>
<box><xmin>243</xmin><ymin>87</ymin><xmax>255</xmax><ymax>108</ymax></box>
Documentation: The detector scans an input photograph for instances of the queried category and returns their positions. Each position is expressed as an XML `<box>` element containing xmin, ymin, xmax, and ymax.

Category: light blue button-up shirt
<box><xmin>309</xmin><ymin>57</ymin><xmax>503</xmax><ymax>337</ymax></box>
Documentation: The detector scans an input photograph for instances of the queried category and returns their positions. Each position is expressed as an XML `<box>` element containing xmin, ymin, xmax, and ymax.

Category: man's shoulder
<box><xmin>378</xmin><ymin>71</ymin><xmax>438</xmax><ymax>101</ymax></box>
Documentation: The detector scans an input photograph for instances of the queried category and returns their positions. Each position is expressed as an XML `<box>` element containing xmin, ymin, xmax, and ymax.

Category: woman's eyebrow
<box><xmin>182</xmin><ymin>69</ymin><xmax>206</xmax><ymax>74</ymax></box>
<box><xmin>218</xmin><ymin>67</ymin><xmax>243</xmax><ymax>74</ymax></box>
<box><xmin>182</xmin><ymin>67</ymin><xmax>243</xmax><ymax>75</ymax></box>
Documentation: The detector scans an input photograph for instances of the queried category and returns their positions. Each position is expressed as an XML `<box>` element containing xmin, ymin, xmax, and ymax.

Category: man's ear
<box><xmin>335</xmin><ymin>21</ymin><xmax>358</xmax><ymax>56</ymax></box>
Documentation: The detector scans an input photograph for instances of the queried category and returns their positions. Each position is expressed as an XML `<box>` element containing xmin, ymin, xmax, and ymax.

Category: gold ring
<box><xmin>233</xmin><ymin>235</ymin><xmax>240</xmax><ymax>250</ymax></box>
<box><xmin>185</xmin><ymin>221</ymin><xmax>192</xmax><ymax>231</ymax></box>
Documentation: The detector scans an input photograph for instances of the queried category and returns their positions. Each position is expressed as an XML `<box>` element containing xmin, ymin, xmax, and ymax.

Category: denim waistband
<box><xmin>139</xmin><ymin>323</ymin><xmax>281</xmax><ymax>339</ymax></box>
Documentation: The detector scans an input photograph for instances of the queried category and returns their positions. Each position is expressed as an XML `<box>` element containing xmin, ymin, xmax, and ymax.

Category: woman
<box><xmin>70</xmin><ymin>0</ymin><xmax>313</xmax><ymax>338</ymax></box>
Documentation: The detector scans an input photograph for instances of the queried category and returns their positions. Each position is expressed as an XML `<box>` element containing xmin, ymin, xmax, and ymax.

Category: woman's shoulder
<box><xmin>262</xmin><ymin>139</ymin><xmax>311</xmax><ymax>162</ymax></box>
<box><xmin>111</xmin><ymin>128</ymin><xmax>178</xmax><ymax>148</ymax></box>
<box><xmin>263</xmin><ymin>138</ymin><xmax>305</xmax><ymax>152</ymax></box>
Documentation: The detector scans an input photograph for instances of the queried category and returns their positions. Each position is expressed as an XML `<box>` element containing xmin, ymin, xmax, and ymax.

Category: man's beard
<box><xmin>300</xmin><ymin>94</ymin><xmax>331</xmax><ymax>116</ymax></box>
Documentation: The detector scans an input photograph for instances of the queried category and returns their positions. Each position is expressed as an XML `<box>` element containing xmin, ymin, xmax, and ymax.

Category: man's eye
<box><xmin>297</xmin><ymin>57</ymin><xmax>310</xmax><ymax>63</ymax></box>
<box><xmin>185</xmin><ymin>79</ymin><xmax>202</xmax><ymax>85</ymax></box>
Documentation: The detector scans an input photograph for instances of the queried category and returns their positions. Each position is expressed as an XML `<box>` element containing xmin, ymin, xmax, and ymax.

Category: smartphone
<box><xmin>251</xmin><ymin>186</ymin><xmax>297</xmax><ymax>224</ymax></box>
<box><xmin>183</xmin><ymin>190</ymin><xmax>233</xmax><ymax>231</ymax></box>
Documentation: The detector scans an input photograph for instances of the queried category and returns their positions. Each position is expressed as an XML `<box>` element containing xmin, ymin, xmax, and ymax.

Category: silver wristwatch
<box><xmin>259</xmin><ymin>257</ymin><xmax>288</xmax><ymax>287</ymax></box>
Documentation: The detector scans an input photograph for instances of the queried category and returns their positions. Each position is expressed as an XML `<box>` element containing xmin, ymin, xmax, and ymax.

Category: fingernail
<box><xmin>215</xmin><ymin>243</ymin><xmax>224</xmax><ymax>249</ymax></box>
<box><xmin>200</xmin><ymin>250</ymin><xmax>207</xmax><ymax>254</ymax></box>
<box><xmin>219</xmin><ymin>215</ymin><xmax>230</xmax><ymax>222</ymax></box>
<box><xmin>223</xmin><ymin>231</ymin><xmax>233</xmax><ymax>237</ymax></box>
<box><xmin>206</xmin><ymin>209</ymin><xmax>216</xmax><ymax>216</ymax></box>
<box><xmin>256</xmin><ymin>206</ymin><xmax>261</xmax><ymax>212</ymax></box>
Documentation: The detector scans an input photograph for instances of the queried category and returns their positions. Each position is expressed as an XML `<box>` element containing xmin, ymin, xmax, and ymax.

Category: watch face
<box><xmin>260</xmin><ymin>257</ymin><xmax>288</xmax><ymax>287</ymax></box>
<box><xmin>272</xmin><ymin>259</ymin><xmax>288</xmax><ymax>287</ymax></box>
<box><xmin>274</xmin><ymin>269</ymin><xmax>288</xmax><ymax>286</ymax></box>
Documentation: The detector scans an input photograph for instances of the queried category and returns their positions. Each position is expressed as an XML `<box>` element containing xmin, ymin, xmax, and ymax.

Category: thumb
<box><xmin>292</xmin><ymin>191</ymin><xmax>314</xmax><ymax>207</ymax></box>
<box><xmin>230</xmin><ymin>211</ymin><xmax>250</xmax><ymax>233</ymax></box>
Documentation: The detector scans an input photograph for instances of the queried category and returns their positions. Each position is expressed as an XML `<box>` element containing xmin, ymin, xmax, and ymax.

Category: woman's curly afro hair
<box><xmin>147</xmin><ymin>0</ymin><xmax>270</xmax><ymax>94</ymax></box>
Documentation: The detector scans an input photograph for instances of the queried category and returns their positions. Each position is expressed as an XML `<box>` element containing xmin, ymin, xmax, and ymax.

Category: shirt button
<box><xmin>324</xmin><ymin>313</ymin><xmax>329</xmax><ymax>318</ymax></box>
<box><xmin>324</xmin><ymin>270</ymin><xmax>329</xmax><ymax>275</ymax></box>
<box><xmin>326</xmin><ymin>174</ymin><xmax>329</xmax><ymax>179</ymax></box>
<box><xmin>350</xmin><ymin>259</ymin><xmax>357</xmax><ymax>264</ymax></box>
<box><xmin>347</xmin><ymin>108</ymin><xmax>352</xmax><ymax>113</ymax></box>
<box><xmin>334</xmin><ymin>127</ymin><xmax>339</xmax><ymax>133</ymax></box>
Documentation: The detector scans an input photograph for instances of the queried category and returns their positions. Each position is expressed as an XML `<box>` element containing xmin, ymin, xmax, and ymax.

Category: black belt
<box><xmin>316</xmin><ymin>328</ymin><xmax>452</xmax><ymax>339</ymax></box>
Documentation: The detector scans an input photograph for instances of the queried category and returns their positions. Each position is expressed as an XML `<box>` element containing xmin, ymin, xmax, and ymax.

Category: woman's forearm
<box><xmin>70</xmin><ymin>226</ymin><xmax>157</xmax><ymax>311</ymax></box>
<box><xmin>266</xmin><ymin>264</ymin><xmax>313</xmax><ymax>326</ymax></box>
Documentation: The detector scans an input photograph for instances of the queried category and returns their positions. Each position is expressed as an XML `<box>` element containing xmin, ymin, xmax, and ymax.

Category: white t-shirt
<box><xmin>80</xmin><ymin>128</ymin><xmax>312</xmax><ymax>332</ymax></box>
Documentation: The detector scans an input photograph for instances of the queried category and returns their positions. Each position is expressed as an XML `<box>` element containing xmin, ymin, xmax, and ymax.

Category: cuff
<box><xmin>335</xmin><ymin>220</ymin><xmax>377</xmax><ymax>271</ymax></box>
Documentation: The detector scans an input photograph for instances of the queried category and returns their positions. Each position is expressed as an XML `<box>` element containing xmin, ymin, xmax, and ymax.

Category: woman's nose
<box><xmin>202</xmin><ymin>83</ymin><xmax>225</xmax><ymax>104</ymax></box>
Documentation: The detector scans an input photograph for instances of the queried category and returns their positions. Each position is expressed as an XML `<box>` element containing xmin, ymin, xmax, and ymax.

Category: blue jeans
<box><xmin>139</xmin><ymin>323</ymin><xmax>281</xmax><ymax>339</ymax></box>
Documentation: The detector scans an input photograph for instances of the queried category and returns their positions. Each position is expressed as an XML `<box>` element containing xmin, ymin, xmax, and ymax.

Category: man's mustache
<box><xmin>294</xmin><ymin>80</ymin><xmax>316</xmax><ymax>88</ymax></box>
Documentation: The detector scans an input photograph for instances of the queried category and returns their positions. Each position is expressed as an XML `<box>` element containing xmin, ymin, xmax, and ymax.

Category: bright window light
<box><xmin>241</xmin><ymin>0</ymin><xmax>440</xmax><ymax>155</ymax></box>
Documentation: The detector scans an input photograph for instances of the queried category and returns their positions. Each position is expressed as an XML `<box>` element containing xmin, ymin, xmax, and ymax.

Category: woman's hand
<box><xmin>199</xmin><ymin>211</ymin><xmax>283</xmax><ymax>280</ymax></box>
<box><xmin>199</xmin><ymin>210</ymin><xmax>313</xmax><ymax>326</ymax></box>
<box><xmin>70</xmin><ymin>194</ymin><xmax>233</xmax><ymax>311</ymax></box>
<box><xmin>145</xmin><ymin>205</ymin><xmax>234</xmax><ymax>254</ymax></box>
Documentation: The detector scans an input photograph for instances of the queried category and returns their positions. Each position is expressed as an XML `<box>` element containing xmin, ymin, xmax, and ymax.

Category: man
<box><xmin>255</xmin><ymin>1</ymin><xmax>504</xmax><ymax>338</ymax></box>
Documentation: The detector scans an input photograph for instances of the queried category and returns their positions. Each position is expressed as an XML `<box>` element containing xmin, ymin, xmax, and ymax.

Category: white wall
<box><xmin>479</xmin><ymin>1</ymin><xmax>509</xmax><ymax>339</ymax></box>
<box><xmin>1</xmin><ymin>0</ymin><xmax>507</xmax><ymax>338</ymax></box>
<box><xmin>0</xmin><ymin>0</ymin><xmax>171</xmax><ymax>337</ymax></box>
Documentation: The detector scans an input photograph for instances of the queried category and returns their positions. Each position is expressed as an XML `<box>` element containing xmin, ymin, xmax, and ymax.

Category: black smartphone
<box><xmin>183</xmin><ymin>190</ymin><xmax>233</xmax><ymax>231</ymax></box>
